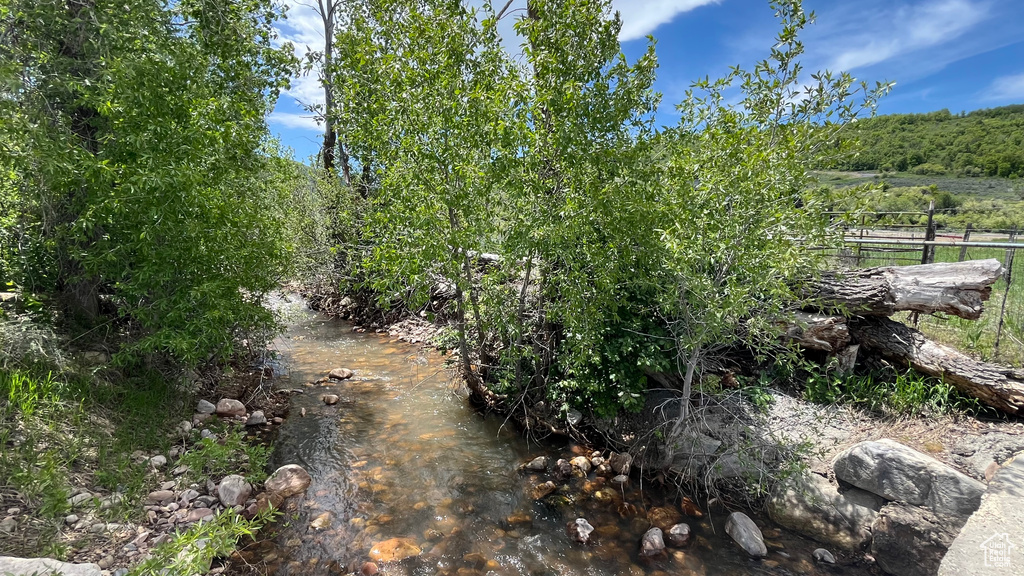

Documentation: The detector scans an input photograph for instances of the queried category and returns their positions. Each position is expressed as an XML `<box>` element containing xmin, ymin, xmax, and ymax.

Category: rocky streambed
<box><xmin>236</xmin><ymin>301</ymin><xmax>867</xmax><ymax>576</ymax></box>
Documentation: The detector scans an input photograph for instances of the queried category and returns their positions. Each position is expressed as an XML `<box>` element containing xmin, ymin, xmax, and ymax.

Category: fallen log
<box><xmin>785</xmin><ymin>311</ymin><xmax>851</xmax><ymax>353</ymax></box>
<box><xmin>850</xmin><ymin>316</ymin><xmax>1024</xmax><ymax>415</ymax></box>
<box><xmin>804</xmin><ymin>259</ymin><xmax>1004</xmax><ymax>320</ymax></box>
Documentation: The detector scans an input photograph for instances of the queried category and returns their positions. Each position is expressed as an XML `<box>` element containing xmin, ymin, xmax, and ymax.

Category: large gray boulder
<box><xmin>0</xmin><ymin>557</ymin><xmax>101</xmax><ymax>576</ymax></box>
<box><xmin>833</xmin><ymin>439</ymin><xmax>985</xmax><ymax>517</ymax></box>
<box><xmin>939</xmin><ymin>453</ymin><xmax>1024</xmax><ymax>576</ymax></box>
<box><xmin>871</xmin><ymin>502</ymin><xmax>963</xmax><ymax>576</ymax></box>
<box><xmin>725</xmin><ymin>511</ymin><xmax>767</xmax><ymax>558</ymax></box>
<box><xmin>767</xmin><ymin>471</ymin><xmax>876</xmax><ymax>550</ymax></box>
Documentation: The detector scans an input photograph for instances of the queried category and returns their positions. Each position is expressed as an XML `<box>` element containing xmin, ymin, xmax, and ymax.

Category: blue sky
<box><xmin>270</xmin><ymin>0</ymin><xmax>1024</xmax><ymax>161</ymax></box>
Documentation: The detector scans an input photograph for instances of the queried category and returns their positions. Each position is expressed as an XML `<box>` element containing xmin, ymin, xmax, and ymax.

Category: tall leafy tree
<box><xmin>659</xmin><ymin>0</ymin><xmax>890</xmax><ymax>426</ymax></box>
<box><xmin>0</xmin><ymin>0</ymin><xmax>297</xmax><ymax>364</ymax></box>
<box><xmin>333</xmin><ymin>0</ymin><xmax>519</xmax><ymax>379</ymax></box>
<box><xmin>500</xmin><ymin>0</ymin><xmax>663</xmax><ymax>415</ymax></box>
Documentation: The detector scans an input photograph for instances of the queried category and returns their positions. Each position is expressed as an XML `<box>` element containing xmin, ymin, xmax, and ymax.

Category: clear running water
<box><xmin>248</xmin><ymin>299</ymin><xmax>864</xmax><ymax>576</ymax></box>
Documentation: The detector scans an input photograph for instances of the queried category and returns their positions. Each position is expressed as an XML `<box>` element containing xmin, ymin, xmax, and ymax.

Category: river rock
<box><xmin>680</xmin><ymin>497</ymin><xmax>704</xmax><ymax>518</ymax></box>
<box><xmin>570</xmin><ymin>456</ymin><xmax>592</xmax><ymax>474</ymax></box>
<box><xmin>532</xmin><ymin>481</ymin><xmax>557</xmax><ymax>500</ymax></box>
<box><xmin>566</xmin><ymin>409</ymin><xmax>583</xmax><ymax>426</ymax></box>
<box><xmin>245</xmin><ymin>410</ymin><xmax>267</xmax><ymax>426</ymax></box>
<box><xmin>524</xmin><ymin>456</ymin><xmax>548</xmax><ymax>471</ymax></box>
<box><xmin>147</xmin><ymin>455</ymin><xmax>166</xmax><ymax>469</ymax></box>
<box><xmin>146</xmin><ymin>490</ymin><xmax>174</xmax><ymax>504</ymax></box>
<box><xmin>647</xmin><ymin>507</ymin><xmax>683</xmax><ymax>531</ymax></box>
<box><xmin>640</xmin><ymin>527</ymin><xmax>666</xmax><ymax>556</ymax></box>
<box><xmin>813</xmin><ymin>548</ymin><xmax>836</xmax><ymax>564</ymax></box>
<box><xmin>871</xmin><ymin>502</ymin><xmax>962</xmax><ymax>576</ymax></box>
<box><xmin>567</xmin><ymin>518</ymin><xmax>595</xmax><ymax>544</ymax></box>
<box><xmin>329</xmin><ymin>368</ymin><xmax>354</xmax><ymax>380</ymax></box>
<box><xmin>196</xmin><ymin>399</ymin><xmax>216</xmax><ymax>414</ymax></box>
<box><xmin>360</xmin><ymin>562</ymin><xmax>379</xmax><ymax>576</ymax></box>
<box><xmin>725</xmin><ymin>512</ymin><xmax>767</xmax><ymax>558</ymax></box>
<box><xmin>217</xmin><ymin>474</ymin><xmax>252</xmax><ymax>507</ymax></box>
<box><xmin>185</xmin><ymin>508</ymin><xmax>214</xmax><ymax>522</ymax></box>
<box><xmin>554</xmin><ymin>459</ymin><xmax>573</xmax><ymax>481</ymax></box>
<box><xmin>68</xmin><ymin>493</ymin><xmax>94</xmax><ymax>508</ymax></box>
<box><xmin>0</xmin><ymin>557</ymin><xmax>101</xmax><ymax>576</ymax></box>
<box><xmin>766</xmin><ymin>470</ymin><xmax>876</xmax><ymax>550</ymax></box>
<box><xmin>310</xmin><ymin>512</ymin><xmax>330</xmax><ymax>530</ymax></box>
<box><xmin>265</xmin><ymin>464</ymin><xmax>311</xmax><ymax>498</ymax></box>
<box><xmin>608</xmin><ymin>452</ymin><xmax>633</xmax><ymax>475</ymax></box>
<box><xmin>368</xmin><ymin>538</ymin><xmax>421</xmax><ymax>562</ymax></box>
<box><xmin>665</xmin><ymin>523</ymin><xmax>692</xmax><ymax>547</ymax></box>
<box><xmin>215</xmin><ymin>398</ymin><xmax>246</xmax><ymax>417</ymax></box>
<box><xmin>833</xmin><ymin>439</ymin><xmax>985</xmax><ymax>517</ymax></box>
<box><xmin>611</xmin><ymin>475</ymin><xmax>628</xmax><ymax>485</ymax></box>
<box><xmin>0</xmin><ymin>517</ymin><xmax>14</xmax><ymax>533</ymax></box>
<box><xmin>322</xmin><ymin>394</ymin><xmax>339</xmax><ymax>405</ymax></box>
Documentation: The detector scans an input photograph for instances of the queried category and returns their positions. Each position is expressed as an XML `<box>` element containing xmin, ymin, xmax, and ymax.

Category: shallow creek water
<box><xmin>253</xmin><ymin>301</ymin><xmax>865</xmax><ymax>576</ymax></box>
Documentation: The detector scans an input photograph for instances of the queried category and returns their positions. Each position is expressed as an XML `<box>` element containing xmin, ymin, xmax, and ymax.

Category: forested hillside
<box><xmin>835</xmin><ymin>104</ymin><xmax>1024</xmax><ymax>177</ymax></box>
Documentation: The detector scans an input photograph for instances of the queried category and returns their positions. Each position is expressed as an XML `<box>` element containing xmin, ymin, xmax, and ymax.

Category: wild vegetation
<box><xmin>832</xmin><ymin>104</ymin><xmax>1024</xmax><ymax>177</ymax></box>
<box><xmin>282</xmin><ymin>0</ymin><xmax>893</xmax><ymax>423</ymax></box>
<box><xmin>4</xmin><ymin>0</ymin><xmax>1014</xmax><ymax>569</ymax></box>
<box><xmin>0</xmin><ymin>0</ymin><xmax>294</xmax><ymax>564</ymax></box>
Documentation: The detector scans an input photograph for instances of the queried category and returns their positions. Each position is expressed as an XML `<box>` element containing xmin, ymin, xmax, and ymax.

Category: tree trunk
<box><xmin>804</xmin><ymin>259</ymin><xmax>1003</xmax><ymax>320</ymax></box>
<box><xmin>850</xmin><ymin>317</ymin><xmax>1024</xmax><ymax>415</ymax></box>
<box><xmin>56</xmin><ymin>0</ymin><xmax>102</xmax><ymax>324</ymax></box>
<box><xmin>784</xmin><ymin>311</ymin><xmax>851</xmax><ymax>352</ymax></box>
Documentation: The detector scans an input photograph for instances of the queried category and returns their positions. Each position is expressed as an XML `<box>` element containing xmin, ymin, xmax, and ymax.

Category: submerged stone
<box><xmin>368</xmin><ymin>538</ymin><xmax>422</xmax><ymax>562</ymax></box>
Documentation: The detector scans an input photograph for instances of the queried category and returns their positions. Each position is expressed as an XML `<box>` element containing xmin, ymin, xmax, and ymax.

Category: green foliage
<box><xmin>833</xmin><ymin>104</ymin><xmax>1024</xmax><ymax>177</ymax></box>
<box><xmin>802</xmin><ymin>367</ymin><xmax>982</xmax><ymax>415</ymax></box>
<box><xmin>129</xmin><ymin>508</ymin><xmax>278</xmax><ymax>576</ymax></box>
<box><xmin>312</xmin><ymin>0</ymin><xmax>899</xmax><ymax>420</ymax></box>
<box><xmin>176</xmin><ymin>429</ymin><xmax>272</xmax><ymax>485</ymax></box>
<box><xmin>0</xmin><ymin>0</ymin><xmax>298</xmax><ymax>365</ymax></box>
<box><xmin>657</xmin><ymin>1</ymin><xmax>888</xmax><ymax>422</ymax></box>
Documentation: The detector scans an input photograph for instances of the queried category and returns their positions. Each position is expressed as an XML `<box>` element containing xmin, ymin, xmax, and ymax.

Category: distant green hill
<box><xmin>835</xmin><ymin>104</ymin><xmax>1024</xmax><ymax>178</ymax></box>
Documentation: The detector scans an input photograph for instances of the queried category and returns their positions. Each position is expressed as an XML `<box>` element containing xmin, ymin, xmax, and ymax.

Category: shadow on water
<box><xmin>243</xmin><ymin>298</ymin><xmax>867</xmax><ymax>576</ymax></box>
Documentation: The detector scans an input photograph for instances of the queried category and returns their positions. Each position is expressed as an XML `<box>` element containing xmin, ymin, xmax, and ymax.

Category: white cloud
<box><xmin>268</xmin><ymin>111</ymin><xmax>322</xmax><ymax>131</ymax></box>
<box><xmin>985</xmin><ymin>72</ymin><xmax>1024</xmax><ymax>101</ymax></box>
<box><xmin>806</xmin><ymin>0</ymin><xmax>990</xmax><ymax>74</ymax></box>
<box><xmin>487</xmin><ymin>0</ymin><xmax>716</xmax><ymax>49</ymax></box>
<box><xmin>613</xmin><ymin>0</ymin><xmax>720</xmax><ymax>41</ymax></box>
<box><xmin>275</xmin><ymin>2</ymin><xmax>328</xmax><ymax>107</ymax></box>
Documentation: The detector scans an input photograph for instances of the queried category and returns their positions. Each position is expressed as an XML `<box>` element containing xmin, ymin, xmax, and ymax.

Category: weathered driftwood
<box><xmin>785</xmin><ymin>311</ymin><xmax>851</xmax><ymax>353</ymax></box>
<box><xmin>850</xmin><ymin>317</ymin><xmax>1024</xmax><ymax>415</ymax></box>
<box><xmin>805</xmin><ymin>259</ymin><xmax>1004</xmax><ymax>320</ymax></box>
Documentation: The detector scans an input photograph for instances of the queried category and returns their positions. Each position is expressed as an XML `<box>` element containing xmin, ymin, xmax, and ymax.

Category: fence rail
<box><xmin>828</xmin><ymin>201</ymin><xmax>1022</xmax><ymax>363</ymax></box>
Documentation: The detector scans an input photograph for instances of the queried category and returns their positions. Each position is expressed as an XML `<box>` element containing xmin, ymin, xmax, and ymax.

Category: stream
<box><xmin>248</xmin><ymin>298</ymin><xmax>864</xmax><ymax>575</ymax></box>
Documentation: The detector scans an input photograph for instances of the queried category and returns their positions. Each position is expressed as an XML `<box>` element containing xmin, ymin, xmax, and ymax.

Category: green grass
<box><xmin>802</xmin><ymin>367</ymin><xmax>985</xmax><ymax>416</ymax></box>
<box><xmin>815</xmin><ymin>170</ymin><xmax>1024</xmax><ymax>201</ymax></box>
<box><xmin>176</xmin><ymin>428</ymin><xmax>272</xmax><ymax>486</ymax></box>
<box><xmin>0</xmin><ymin>359</ymin><xmax>281</xmax><ymax>567</ymax></box>
<box><xmin>0</xmin><ymin>364</ymin><xmax>183</xmax><ymax>555</ymax></box>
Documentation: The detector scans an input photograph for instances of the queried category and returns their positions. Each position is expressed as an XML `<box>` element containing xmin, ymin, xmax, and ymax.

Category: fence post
<box><xmin>993</xmin><ymin>226</ymin><xmax>1018</xmax><ymax>358</ymax></box>
<box><xmin>921</xmin><ymin>200</ymin><xmax>936</xmax><ymax>265</ymax></box>
<box><xmin>958</xmin><ymin>223</ymin><xmax>972</xmax><ymax>262</ymax></box>
<box><xmin>856</xmin><ymin>214</ymin><xmax>865</xmax><ymax>265</ymax></box>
